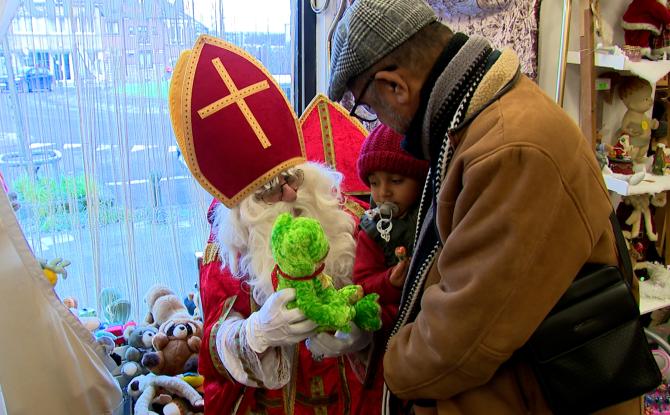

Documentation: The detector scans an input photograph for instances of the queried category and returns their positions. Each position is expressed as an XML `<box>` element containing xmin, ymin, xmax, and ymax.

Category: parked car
<box><xmin>0</xmin><ymin>67</ymin><xmax>53</xmax><ymax>92</ymax></box>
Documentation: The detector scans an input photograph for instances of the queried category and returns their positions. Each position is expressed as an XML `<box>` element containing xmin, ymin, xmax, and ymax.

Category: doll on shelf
<box><xmin>618</xmin><ymin>76</ymin><xmax>659</xmax><ymax>164</ymax></box>
<box><xmin>622</xmin><ymin>192</ymin><xmax>667</xmax><ymax>242</ymax></box>
<box><xmin>607</xmin><ymin>133</ymin><xmax>635</xmax><ymax>174</ymax></box>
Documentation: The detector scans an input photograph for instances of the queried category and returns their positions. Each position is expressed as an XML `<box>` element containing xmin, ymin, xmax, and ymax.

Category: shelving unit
<box><xmin>567</xmin><ymin>50</ymin><xmax>670</xmax><ymax>86</ymax></box>
<box><xmin>561</xmin><ymin>1</ymin><xmax>670</xmax><ymax>316</ymax></box>
<box><xmin>641</xmin><ymin>296</ymin><xmax>670</xmax><ymax>315</ymax></box>
<box><xmin>604</xmin><ymin>173</ymin><xmax>670</xmax><ymax>196</ymax></box>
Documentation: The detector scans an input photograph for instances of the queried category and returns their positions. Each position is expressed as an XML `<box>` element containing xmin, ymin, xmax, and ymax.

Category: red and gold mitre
<box><xmin>299</xmin><ymin>94</ymin><xmax>369</xmax><ymax>196</ymax></box>
<box><xmin>169</xmin><ymin>35</ymin><xmax>305</xmax><ymax>208</ymax></box>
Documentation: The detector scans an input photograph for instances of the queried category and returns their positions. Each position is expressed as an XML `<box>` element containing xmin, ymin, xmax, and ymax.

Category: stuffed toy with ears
<box><xmin>623</xmin><ymin>192</ymin><xmax>667</xmax><ymax>241</ymax></box>
<box><xmin>127</xmin><ymin>373</ymin><xmax>204</xmax><ymax>415</ymax></box>
<box><xmin>145</xmin><ymin>285</ymin><xmax>192</xmax><ymax>327</ymax></box>
<box><xmin>141</xmin><ymin>288</ymin><xmax>203</xmax><ymax>376</ymax></box>
<box><xmin>111</xmin><ymin>324</ymin><xmax>158</xmax><ymax>388</ymax></box>
<box><xmin>270</xmin><ymin>213</ymin><xmax>382</xmax><ymax>333</ymax></box>
<box><xmin>39</xmin><ymin>257</ymin><xmax>70</xmax><ymax>286</ymax></box>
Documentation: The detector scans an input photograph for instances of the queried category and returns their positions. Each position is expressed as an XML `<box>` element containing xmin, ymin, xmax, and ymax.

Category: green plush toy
<box><xmin>270</xmin><ymin>213</ymin><xmax>382</xmax><ymax>333</ymax></box>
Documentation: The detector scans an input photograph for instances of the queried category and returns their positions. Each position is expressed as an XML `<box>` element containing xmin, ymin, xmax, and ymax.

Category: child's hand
<box><xmin>389</xmin><ymin>259</ymin><xmax>409</xmax><ymax>288</ymax></box>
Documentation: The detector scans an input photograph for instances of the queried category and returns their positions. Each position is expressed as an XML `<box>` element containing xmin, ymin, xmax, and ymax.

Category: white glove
<box><xmin>305</xmin><ymin>322</ymin><xmax>372</xmax><ymax>359</ymax></box>
<box><xmin>245</xmin><ymin>288</ymin><xmax>318</xmax><ymax>354</ymax></box>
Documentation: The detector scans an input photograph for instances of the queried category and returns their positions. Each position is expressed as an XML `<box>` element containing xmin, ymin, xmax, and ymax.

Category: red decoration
<box><xmin>300</xmin><ymin>94</ymin><xmax>370</xmax><ymax>196</ymax></box>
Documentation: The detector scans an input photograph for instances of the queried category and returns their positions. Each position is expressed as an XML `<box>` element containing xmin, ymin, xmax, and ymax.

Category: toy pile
<box><xmin>644</xmin><ymin>324</ymin><xmax>670</xmax><ymax>414</ymax></box>
<box><xmin>61</xmin><ymin>284</ymin><xmax>204</xmax><ymax>415</ymax></box>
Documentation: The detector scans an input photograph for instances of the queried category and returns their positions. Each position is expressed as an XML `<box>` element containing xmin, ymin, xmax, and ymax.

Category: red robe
<box><xmin>198</xmin><ymin>200</ymin><xmax>382</xmax><ymax>414</ymax></box>
<box><xmin>352</xmin><ymin>230</ymin><xmax>403</xmax><ymax>329</ymax></box>
<box><xmin>350</xmin><ymin>229</ymin><xmax>404</xmax><ymax>409</ymax></box>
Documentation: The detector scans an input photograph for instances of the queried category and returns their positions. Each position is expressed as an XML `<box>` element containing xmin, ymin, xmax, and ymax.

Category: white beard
<box><xmin>212</xmin><ymin>162</ymin><xmax>357</xmax><ymax>305</ymax></box>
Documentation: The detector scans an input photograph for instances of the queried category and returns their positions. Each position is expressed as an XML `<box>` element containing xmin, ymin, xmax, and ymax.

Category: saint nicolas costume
<box><xmin>169</xmin><ymin>35</ymin><xmax>377</xmax><ymax>414</ymax></box>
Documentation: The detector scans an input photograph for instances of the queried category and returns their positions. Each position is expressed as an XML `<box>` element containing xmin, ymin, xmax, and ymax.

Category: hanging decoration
<box><xmin>427</xmin><ymin>0</ymin><xmax>541</xmax><ymax>80</ymax></box>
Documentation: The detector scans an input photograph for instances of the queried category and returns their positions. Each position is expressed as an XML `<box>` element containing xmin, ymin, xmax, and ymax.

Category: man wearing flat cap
<box><xmin>330</xmin><ymin>1</ymin><xmax>638</xmax><ymax>414</ymax></box>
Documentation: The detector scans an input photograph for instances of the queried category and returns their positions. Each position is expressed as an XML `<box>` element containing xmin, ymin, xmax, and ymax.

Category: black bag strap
<box><xmin>609</xmin><ymin>211</ymin><xmax>634</xmax><ymax>288</ymax></box>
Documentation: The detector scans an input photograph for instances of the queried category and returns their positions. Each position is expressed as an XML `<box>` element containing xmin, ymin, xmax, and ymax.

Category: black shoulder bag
<box><xmin>522</xmin><ymin>212</ymin><xmax>661</xmax><ymax>414</ymax></box>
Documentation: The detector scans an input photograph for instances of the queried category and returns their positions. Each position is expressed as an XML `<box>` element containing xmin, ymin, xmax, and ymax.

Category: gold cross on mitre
<box><xmin>197</xmin><ymin>57</ymin><xmax>272</xmax><ymax>149</ymax></box>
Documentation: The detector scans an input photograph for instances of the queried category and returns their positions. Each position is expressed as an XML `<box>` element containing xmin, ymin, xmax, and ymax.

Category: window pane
<box><xmin>0</xmin><ymin>0</ymin><xmax>296</xmax><ymax>319</ymax></box>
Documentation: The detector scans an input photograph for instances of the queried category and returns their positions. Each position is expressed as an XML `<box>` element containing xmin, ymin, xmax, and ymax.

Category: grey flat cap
<box><xmin>328</xmin><ymin>0</ymin><xmax>437</xmax><ymax>101</ymax></box>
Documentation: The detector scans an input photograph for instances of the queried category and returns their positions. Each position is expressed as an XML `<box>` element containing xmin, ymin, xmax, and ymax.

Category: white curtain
<box><xmin>0</xmin><ymin>185</ymin><xmax>122</xmax><ymax>414</ymax></box>
<box><xmin>0</xmin><ymin>0</ymin><xmax>295</xmax><ymax>322</ymax></box>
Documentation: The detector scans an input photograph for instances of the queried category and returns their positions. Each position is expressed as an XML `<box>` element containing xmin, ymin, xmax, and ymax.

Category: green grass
<box><xmin>13</xmin><ymin>173</ymin><xmax>122</xmax><ymax>232</ymax></box>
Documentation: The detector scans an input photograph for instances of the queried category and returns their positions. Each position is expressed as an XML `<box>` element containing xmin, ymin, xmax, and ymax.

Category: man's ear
<box><xmin>374</xmin><ymin>69</ymin><xmax>410</xmax><ymax>105</ymax></box>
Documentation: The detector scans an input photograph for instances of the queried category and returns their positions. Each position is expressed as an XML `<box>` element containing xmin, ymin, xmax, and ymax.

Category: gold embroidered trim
<box><xmin>298</xmin><ymin>93</ymin><xmax>368</xmax><ymax>138</ymax></box>
<box><xmin>202</xmin><ymin>243</ymin><xmax>220</xmax><ymax>266</ymax></box>
<box><xmin>198</xmin><ymin>58</ymin><xmax>272</xmax><ymax>149</ymax></box>
<box><xmin>316</xmin><ymin>100</ymin><xmax>337</xmax><ymax>168</ymax></box>
<box><xmin>344</xmin><ymin>198</ymin><xmax>366</xmax><ymax>219</ymax></box>
<box><xmin>180</xmin><ymin>35</ymin><xmax>307</xmax><ymax>208</ymax></box>
<box><xmin>236</xmin><ymin>322</ymin><xmax>265</xmax><ymax>388</ymax></box>
<box><xmin>209</xmin><ymin>295</ymin><xmax>238</xmax><ymax>381</ymax></box>
<box><xmin>308</xmin><ymin>376</ymin><xmax>328</xmax><ymax>415</ymax></box>
<box><xmin>253</xmin><ymin>388</ymin><xmax>283</xmax><ymax>408</ymax></box>
<box><xmin>282</xmin><ymin>346</ymin><xmax>300</xmax><ymax>415</ymax></box>
<box><xmin>295</xmin><ymin>391</ymin><xmax>339</xmax><ymax>407</ymax></box>
<box><xmin>337</xmin><ymin>357</ymin><xmax>351</xmax><ymax>415</ymax></box>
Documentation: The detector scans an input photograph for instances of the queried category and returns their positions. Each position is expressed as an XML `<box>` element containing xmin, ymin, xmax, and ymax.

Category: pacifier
<box><xmin>374</xmin><ymin>202</ymin><xmax>398</xmax><ymax>242</ymax></box>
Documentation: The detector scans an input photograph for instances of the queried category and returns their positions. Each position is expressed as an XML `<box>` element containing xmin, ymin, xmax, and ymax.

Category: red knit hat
<box><xmin>357</xmin><ymin>124</ymin><xmax>429</xmax><ymax>186</ymax></box>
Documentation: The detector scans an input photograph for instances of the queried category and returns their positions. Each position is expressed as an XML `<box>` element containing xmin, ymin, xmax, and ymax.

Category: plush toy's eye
<box><xmin>141</xmin><ymin>331</ymin><xmax>155</xmax><ymax>347</ymax></box>
<box><xmin>164</xmin><ymin>321</ymin><xmax>176</xmax><ymax>336</ymax></box>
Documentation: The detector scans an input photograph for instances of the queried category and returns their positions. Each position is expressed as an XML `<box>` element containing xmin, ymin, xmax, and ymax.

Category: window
<box><xmin>138</xmin><ymin>51</ymin><xmax>152</xmax><ymax>69</ymax></box>
<box><xmin>106</xmin><ymin>21</ymin><xmax>119</xmax><ymax>35</ymax></box>
<box><xmin>137</xmin><ymin>26</ymin><xmax>150</xmax><ymax>46</ymax></box>
<box><xmin>0</xmin><ymin>0</ymin><xmax>298</xmax><ymax>320</ymax></box>
<box><xmin>166</xmin><ymin>19</ymin><xmax>185</xmax><ymax>45</ymax></box>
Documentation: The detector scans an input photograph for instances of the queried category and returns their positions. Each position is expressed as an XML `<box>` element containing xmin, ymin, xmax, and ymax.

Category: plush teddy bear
<box><xmin>112</xmin><ymin>324</ymin><xmax>158</xmax><ymax>387</ymax></box>
<box><xmin>145</xmin><ymin>284</ymin><xmax>191</xmax><ymax>328</ymax></box>
<box><xmin>270</xmin><ymin>212</ymin><xmax>382</xmax><ymax>333</ymax></box>
<box><xmin>125</xmin><ymin>325</ymin><xmax>158</xmax><ymax>360</ymax></box>
<box><xmin>141</xmin><ymin>288</ymin><xmax>203</xmax><ymax>376</ymax></box>
<box><xmin>127</xmin><ymin>373</ymin><xmax>204</xmax><ymax>415</ymax></box>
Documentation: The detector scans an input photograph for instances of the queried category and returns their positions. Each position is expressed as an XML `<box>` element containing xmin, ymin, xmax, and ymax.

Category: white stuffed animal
<box><xmin>127</xmin><ymin>373</ymin><xmax>204</xmax><ymax>415</ymax></box>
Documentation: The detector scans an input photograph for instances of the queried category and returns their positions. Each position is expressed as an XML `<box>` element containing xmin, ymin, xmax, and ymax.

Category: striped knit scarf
<box><xmin>392</xmin><ymin>34</ymin><xmax>493</xmax><ymax>339</ymax></box>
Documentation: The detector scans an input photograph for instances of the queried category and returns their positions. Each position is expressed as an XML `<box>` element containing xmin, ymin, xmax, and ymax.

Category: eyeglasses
<box><xmin>255</xmin><ymin>169</ymin><xmax>304</xmax><ymax>204</ymax></box>
<box><xmin>349</xmin><ymin>76</ymin><xmax>378</xmax><ymax>123</ymax></box>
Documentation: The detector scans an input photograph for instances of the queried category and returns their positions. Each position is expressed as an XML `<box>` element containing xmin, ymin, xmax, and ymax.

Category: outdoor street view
<box><xmin>0</xmin><ymin>0</ymin><xmax>294</xmax><ymax>317</ymax></box>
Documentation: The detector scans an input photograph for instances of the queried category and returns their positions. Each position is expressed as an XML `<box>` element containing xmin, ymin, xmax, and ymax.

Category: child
<box><xmin>353</xmin><ymin>124</ymin><xmax>429</xmax><ymax>329</ymax></box>
<box><xmin>352</xmin><ymin>123</ymin><xmax>431</xmax><ymax>414</ymax></box>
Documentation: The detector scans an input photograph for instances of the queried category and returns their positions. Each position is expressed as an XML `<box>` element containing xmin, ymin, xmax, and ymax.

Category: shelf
<box><xmin>603</xmin><ymin>173</ymin><xmax>670</xmax><ymax>196</ymax></box>
<box><xmin>641</xmin><ymin>296</ymin><xmax>670</xmax><ymax>315</ymax></box>
<box><xmin>567</xmin><ymin>50</ymin><xmax>670</xmax><ymax>85</ymax></box>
